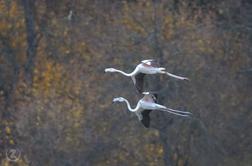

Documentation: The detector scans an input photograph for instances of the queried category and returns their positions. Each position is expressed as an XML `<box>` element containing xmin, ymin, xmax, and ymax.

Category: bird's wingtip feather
<box><xmin>141</xmin><ymin>59</ymin><xmax>154</xmax><ymax>63</ymax></box>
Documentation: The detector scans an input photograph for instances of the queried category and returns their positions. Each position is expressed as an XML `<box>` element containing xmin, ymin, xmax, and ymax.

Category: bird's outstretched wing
<box><xmin>141</xmin><ymin>59</ymin><xmax>154</xmax><ymax>63</ymax></box>
<box><xmin>141</xmin><ymin>109</ymin><xmax>152</xmax><ymax>128</ymax></box>
<box><xmin>141</xmin><ymin>59</ymin><xmax>159</xmax><ymax>67</ymax></box>
<box><xmin>150</xmin><ymin>93</ymin><xmax>158</xmax><ymax>102</ymax></box>
<box><xmin>142</xmin><ymin>92</ymin><xmax>158</xmax><ymax>103</ymax></box>
<box><xmin>134</xmin><ymin>73</ymin><xmax>145</xmax><ymax>93</ymax></box>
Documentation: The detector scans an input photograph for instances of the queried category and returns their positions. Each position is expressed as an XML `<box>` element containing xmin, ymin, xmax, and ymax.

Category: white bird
<box><xmin>105</xmin><ymin>59</ymin><xmax>189</xmax><ymax>93</ymax></box>
<box><xmin>113</xmin><ymin>92</ymin><xmax>192</xmax><ymax>128</ymax></box>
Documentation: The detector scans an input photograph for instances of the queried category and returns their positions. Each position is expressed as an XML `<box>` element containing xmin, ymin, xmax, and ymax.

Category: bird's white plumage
<box><xmin>113</xmin><ymin>93</ymin><xmax>192</xmax><ymax>118</ymax></box>
<box><xmin>141</xmin><ymin>59</ymin><xmax>154</xmax><ymax>63</ymax></box>
<box><xmin>105</xmin><ymin>59</ymin><xmax>189</xmax><ymax>92</ymax></box>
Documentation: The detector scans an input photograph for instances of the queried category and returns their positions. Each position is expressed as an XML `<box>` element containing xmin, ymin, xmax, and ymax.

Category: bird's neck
<box><xmin>111</xmin><ymin>68</ymin><xmax>137</xmax><ymax>77</ymax></box>
<box><xmin>123</xmin><ymin>99</ymin><xmax>138</xmax><ymax>112</ymax></box>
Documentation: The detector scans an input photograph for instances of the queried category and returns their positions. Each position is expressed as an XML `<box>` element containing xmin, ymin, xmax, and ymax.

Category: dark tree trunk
<box><xmin>0</xmin><ymin>36</ymin><xmax>19</xmax><ymax>109</ymax></box>
<box><xmin>151</xmin><ymin>1</ymin><xmax>174</xmax><ymax>165</ymax></box>
<box><xmin>22</xmin><ymin>0</ymin><xmax>38</xmax><ymax>83</ymax></box>
<box><xmin>0</xmin><ymin>36</ymin><xmax>20</xmax><ymax>159</ymax></box>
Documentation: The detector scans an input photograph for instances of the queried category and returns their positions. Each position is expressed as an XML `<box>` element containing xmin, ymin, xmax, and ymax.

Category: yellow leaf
<box><xmin>5</xmin><ymin>126</ymin><xmax>11</xmax><ymax>134</ymax></box>
<box><xmin>9</xmin><ymin>139</ymin><xmax>15</xmax><ymax>145</ymax></box>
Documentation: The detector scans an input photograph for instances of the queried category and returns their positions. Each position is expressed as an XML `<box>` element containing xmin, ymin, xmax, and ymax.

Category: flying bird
<box><xmin>105</xmin><ymin>59</ymin><xmax>189</xmax><ymax>93</ymax></box>
<box><xmin>113</xmin><ymin>92</ymin><xmax>192</xmax><ymax>128</ymax></box>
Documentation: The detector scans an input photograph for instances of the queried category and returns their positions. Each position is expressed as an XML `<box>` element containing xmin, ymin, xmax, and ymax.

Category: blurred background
<box><xmin>0</xmin><ymin>0</ymin><xmax>252</xmax><ymax>165</ymax></box>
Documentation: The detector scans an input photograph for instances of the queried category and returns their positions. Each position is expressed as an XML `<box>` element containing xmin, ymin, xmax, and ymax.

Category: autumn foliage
<box><xmin>0</xmin><ymin>0</ymin><xmax>251</xmax><ymax>166</ymax></box>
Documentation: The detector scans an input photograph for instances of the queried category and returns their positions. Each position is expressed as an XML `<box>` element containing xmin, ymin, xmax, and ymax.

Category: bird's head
<box><xmin>113</xmin><ymin>97</ymin><xmax>125</xmax><ymax>103</ymax></box>
<box><xmin>105</xmin><ymin>68</ymin><xmax>116</xmax><ymax>73</ymax></box>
